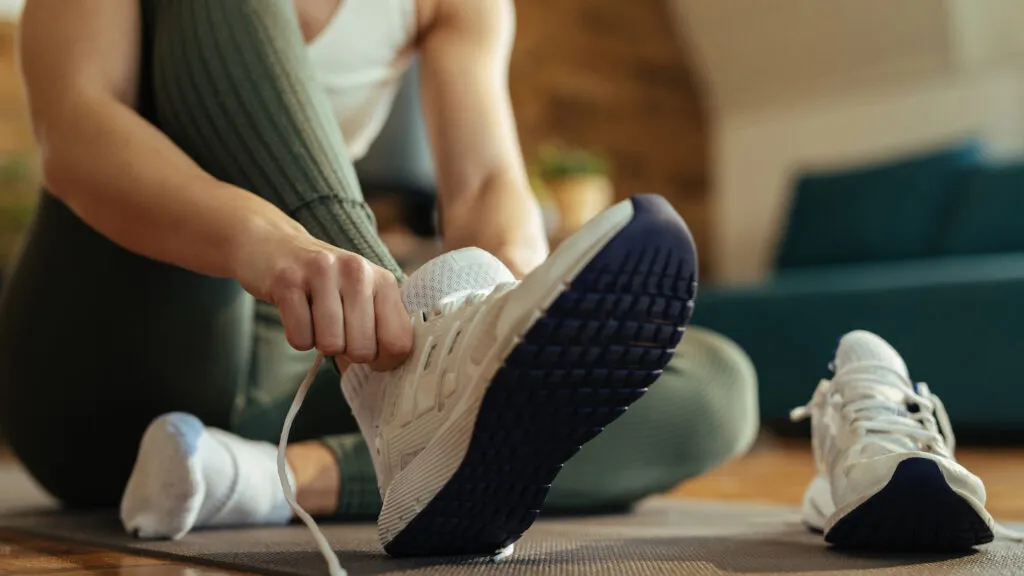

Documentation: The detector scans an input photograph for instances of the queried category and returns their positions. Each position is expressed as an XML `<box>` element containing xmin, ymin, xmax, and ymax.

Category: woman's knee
<box><xmin>546</xmin><ymin>327</ymin><xmax>760</xmax><ymax>510</ymax></box>
<box><xmin>668</xmin><ymin>326</ymin><xmax>760</xmax><ymax>467</ymax></box>
<box><xmin>612</xmin><ymin>325</ymin><xmax>759</xmax><ymax>479</ymax></box>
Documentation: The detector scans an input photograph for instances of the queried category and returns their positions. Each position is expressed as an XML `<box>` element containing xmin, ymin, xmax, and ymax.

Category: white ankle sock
<box><xmin>120</xmin><ymin>412</ymin><xmax>294</xmax><ymax>539</ymax></box>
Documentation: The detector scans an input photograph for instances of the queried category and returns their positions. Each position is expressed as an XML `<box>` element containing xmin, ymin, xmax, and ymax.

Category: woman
<box><xmin>0</xmin><ymin>0</ymin><xmax>758</xmax><ymax>546</ymax></box>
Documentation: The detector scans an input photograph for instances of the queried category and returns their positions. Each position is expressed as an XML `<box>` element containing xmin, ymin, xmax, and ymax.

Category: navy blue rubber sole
<box><xmin>384</xmin><ymin>194</ymin><xmax>698</xmax><ymax>558</ymax></box>
<box><xmin>825</xmin><ymin>457</ymin><xmax>994</xmax><ymax>552</ymax></box>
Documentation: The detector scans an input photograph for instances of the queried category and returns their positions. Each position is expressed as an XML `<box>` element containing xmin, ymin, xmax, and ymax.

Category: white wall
<box><xmin>671</xmin><ymin>0</ymin><xmax>1024</xmax><ymax>283</ymax></box>
<box><xmin>713</xmin><ymin>69</ymin><xmax>1024</xmax><ymax>282</ymax></box>
<box><xmin>0</xmin><ymin>0</ymin><xmax>21</xmax><ymax>20</ymax></box>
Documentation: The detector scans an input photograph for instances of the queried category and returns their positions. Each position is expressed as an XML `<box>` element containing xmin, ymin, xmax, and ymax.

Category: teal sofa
<box><xmin>692</xmin><ymin>141</ymin><xmax>1024</xmax><ymax>436</ymax></box>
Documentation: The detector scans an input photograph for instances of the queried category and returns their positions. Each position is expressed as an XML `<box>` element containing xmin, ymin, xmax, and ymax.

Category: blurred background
<box><xmin>2</xmin><ymin>0</ymin><xmax>1024</xmax><ymax>440</ymax></box>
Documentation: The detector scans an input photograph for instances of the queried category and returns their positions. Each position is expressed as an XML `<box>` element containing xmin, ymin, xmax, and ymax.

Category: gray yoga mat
<box><xmin>3</xmin><ymin>498</ymin><xmax>1024</xmax><ymax>576</ymax></box>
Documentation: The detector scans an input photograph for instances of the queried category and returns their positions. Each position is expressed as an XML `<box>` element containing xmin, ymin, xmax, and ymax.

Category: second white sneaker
<box><xmin>791</xmin><ymin>330</ymin><xmax>1013</xmax><ymax>552</ymax></box>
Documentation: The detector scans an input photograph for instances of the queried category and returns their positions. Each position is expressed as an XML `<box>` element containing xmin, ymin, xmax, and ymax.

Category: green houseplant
<box><xmin>0</xmin><ymin>153</ymin><xmax>41</xmax><ymax>275</ymax></box>
<box><xmin>534</xmin><ymin>144</ymin><xmax>614</xmax><ymax>236</ymax></box>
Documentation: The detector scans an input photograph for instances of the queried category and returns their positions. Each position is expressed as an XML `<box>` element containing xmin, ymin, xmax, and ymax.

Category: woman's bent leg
<box><xmin>0</xmin><ymin>0</ymin><xmax>399</xmax><ymax>514</ymax></box>
<box><xmin>0</xmin><ymin>194</ymin><xmax>251</xmax><ymax>507</ymax></box>
<box><xmin>545</xmin><ymin>327</ymin><xmax>760</xmax><ymax>511</ymax></box>
<box><xmin>140</xmin><ymin>0</ymin><xmax>401</xmax><ymax>519</ymax></box>
<box><xmin>144</xmin><ymin>0</ymin><xmax>403</xmax><ymax>278</ymax></box>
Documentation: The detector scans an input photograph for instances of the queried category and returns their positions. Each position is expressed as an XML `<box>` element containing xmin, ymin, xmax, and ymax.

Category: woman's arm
<box><xmin>20</xmin><ymin>0</ymin><xmax>296</xmax><ymax>282</ymax></box>
<box><xmin>19</xmin><ymin>0</ymin><xmax>411</xmax><ymax>367</ymax></box>
<box><xmin>418</xmin><ymin>0</ymin><xmax>549</xmax><ymax>278</ymax></box>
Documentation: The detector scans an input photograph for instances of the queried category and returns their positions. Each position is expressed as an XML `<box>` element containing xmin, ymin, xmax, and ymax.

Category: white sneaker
<box><xmin>790</xmin><ymin>330</ymin><xmax>1017</xmax><ymax>552</ymax></box>
<box><xmin>340</xmin><ymin>194</ymin><xmax>697</xmax><ymax>558</ymax></box>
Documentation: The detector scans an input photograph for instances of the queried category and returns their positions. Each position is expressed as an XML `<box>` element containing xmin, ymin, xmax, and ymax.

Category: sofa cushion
<box><xmin>775</xmin><ymin>140</ymin><xmax>982</xmax><ymax>269</ymax></box>
<box><xmin>939</xmin><ymin>161</ymin><xmax>1024</xmax><ymax>255</ymax></box>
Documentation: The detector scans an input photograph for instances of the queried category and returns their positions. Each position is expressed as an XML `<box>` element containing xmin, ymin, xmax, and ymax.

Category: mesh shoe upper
<box><xmin>342</xmin><ymin>248</ymin><xmax>518</xmax><ymax>495</ymax></box>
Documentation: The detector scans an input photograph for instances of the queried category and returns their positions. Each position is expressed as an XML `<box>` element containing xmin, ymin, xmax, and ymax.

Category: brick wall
<box><xmin>509</xmin><ymin>0</ymin><xmax>710</xmax><ymax>276</ymax></box>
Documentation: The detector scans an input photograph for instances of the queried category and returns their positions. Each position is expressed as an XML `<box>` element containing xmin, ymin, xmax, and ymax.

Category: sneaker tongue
<box><xmin>834</xmin><ymin>331</ymin><xmax>921</xmax><ymax>454</ymax></box>
<box><xmin>401</xmin><ymin>247</ymin><xmax>515</xmax><ymax>314</ymax></box>
<box><xmin>834</xmin><ymin>329</ymin><xmax>909</xmax><ymax>378</ymax></box>
<box><xmin>833</xmin><ymin>330</ymin><xmax>914</xmax><ymax>409</ymax></box>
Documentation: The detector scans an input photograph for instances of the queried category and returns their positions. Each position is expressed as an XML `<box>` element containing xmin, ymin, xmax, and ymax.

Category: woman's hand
<box><xmin>236</xmin><ymin>224</ymin><xmax>413</xmax><ymax>371</ymax></box>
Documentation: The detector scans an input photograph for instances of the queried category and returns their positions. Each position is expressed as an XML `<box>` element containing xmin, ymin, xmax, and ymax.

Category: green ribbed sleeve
<box><xmin>145</xmin><ymin>0</ymin><xmax>404</xmax><ymax>279</ymax></box>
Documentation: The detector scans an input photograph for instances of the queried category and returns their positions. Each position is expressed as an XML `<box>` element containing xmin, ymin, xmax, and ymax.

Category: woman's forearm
<box><xmin>39</xmin><ymin>93</ymin><xmax>302</xmax><ymax>280</ymax></box>
<box><xmin>440</xmin><ymin>172</ymin><xmax>549</xmax><ymax>278</ymax></box>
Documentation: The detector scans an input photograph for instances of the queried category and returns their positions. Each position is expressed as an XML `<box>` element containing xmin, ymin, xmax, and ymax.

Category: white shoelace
<box><xmin>790</xmin><ymin>361</ymin><xmax>1024</xmax><ymax>543</ymax></box>
<box><xmin>278</xmin><ymin>352</ymin><xmax>347</xmax><ymax>576</ymax></box>
<box><xmin>790</xmin><ymin>363</ymin><xmax>955</xmax><ymax>459</ymax></box>
<box><xmin>274</xmin><ymin>282</ymin><xmax>521</xmax><ymax>576</ymax></box>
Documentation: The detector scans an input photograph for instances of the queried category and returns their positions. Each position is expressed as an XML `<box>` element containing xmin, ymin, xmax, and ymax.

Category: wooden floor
<box><xmin>3</xmin><ymin>438</ymin><xmax>1024</xmax><ymax>575</ymax></box>
<box><xmin>671</xmin><ymin>436</ymin><xmax>1024</xmax><ymax>520</ymax></box>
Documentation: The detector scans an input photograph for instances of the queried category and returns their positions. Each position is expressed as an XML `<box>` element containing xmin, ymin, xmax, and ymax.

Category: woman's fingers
<box><xmin>275</xmin><ymin>280</ymin><xmax>314</xmax><ymax>351</ymax></box>
<box><xmin>308</xmin><ymin>253</ymin><xmax>346</xmax><ymax>357</ymax></box>
<box><xmin>370</xmin><ymin>270</ymin><xmax>414</xmax><ymax>372</ymax></box>
<box><xmin>265</xmin><ymin>243</ymin><xmax>413</xmax><ymax>371</ymax></box>
<box><xmin>337</xmin><ymin>255</ymin><xmax>379</xmax><ymax>364</ymax></box>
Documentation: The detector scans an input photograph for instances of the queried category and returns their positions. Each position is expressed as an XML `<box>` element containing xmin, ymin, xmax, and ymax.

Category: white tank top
<box><xmin>306</xmin><ymin>0</ymin><xmax>417</xmax><ymax>161</ymax></box>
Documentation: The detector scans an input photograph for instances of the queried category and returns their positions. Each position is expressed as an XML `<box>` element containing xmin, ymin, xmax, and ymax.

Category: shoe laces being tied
<box><xmin>273</xmin><ymin>281</ymin><xmax>520</xmax><ymax>576</ymax></box>
<box><xmin>790</xmin><ymin>360</ymin><xmax>1024</xmax><ymax>543</ymax></box>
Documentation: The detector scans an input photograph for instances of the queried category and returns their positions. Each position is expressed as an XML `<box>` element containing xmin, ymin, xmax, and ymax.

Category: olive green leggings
<box><xmin>0</xmin><ymin>0</ymin><xmax>758</xmax><ymax>517</ymax></box>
